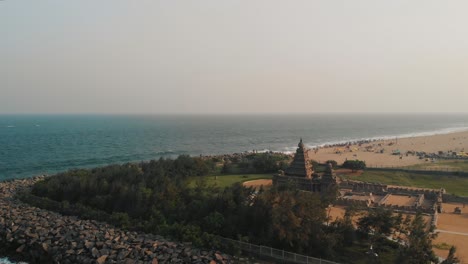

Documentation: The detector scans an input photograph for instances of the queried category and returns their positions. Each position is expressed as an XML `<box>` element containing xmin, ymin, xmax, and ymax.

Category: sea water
<box><xmin>1</xmin><ymin>113</ymin><xmax>468</xmax><ymax>262</ymax></box>
<box><xmin>1</xmin><ymin>113</ymin><xmax>468</xmax><ymax>180</ymax></box>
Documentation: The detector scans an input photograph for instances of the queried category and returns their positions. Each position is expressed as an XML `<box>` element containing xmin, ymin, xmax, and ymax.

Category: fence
<box><xmin>217</xmin><ymin>236</ymin><xmax>340</xmax><ymax>264</ymax></box>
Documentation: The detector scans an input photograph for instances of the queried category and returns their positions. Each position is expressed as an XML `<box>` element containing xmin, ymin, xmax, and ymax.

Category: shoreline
<box><xmin>305</xmin><ymin>126</ymin><xmax>468</xmax><ymax>150</ymax></box>
<box><xmin>2</xmin><ymin>128</ymin><xmax>468</xmax><ymax>182</ymax></box>
<box><xmin>307</xmin><ymin>130</ymin><xmax>468</xmax><ymax>167</ymax></box>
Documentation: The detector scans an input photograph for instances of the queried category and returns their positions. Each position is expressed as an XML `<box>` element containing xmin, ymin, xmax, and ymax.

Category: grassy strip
<box><xmin>341</xmin><ymin>170</ymin><xmax>468</xmax><ymax>196</ymax></box>
<box><xmin>434</xmin><ymin>242</ymin><xmax>453</xmax><ymax>250</ymax></box>
<box><xmin>404</xmin><ymin>160</ymin><xmax>468</xmax><ymax>171</ymax></box>
<box><xmin>189</xmin><ymin>174</ymin><xmax>273</xmax><ymax>189</ymax></box>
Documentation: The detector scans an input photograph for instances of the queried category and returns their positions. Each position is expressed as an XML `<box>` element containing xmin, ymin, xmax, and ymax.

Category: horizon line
<box><xmin>1</xmin><ymin>111</ymin><xmax>468</xmax><ymax>116</ymax></box>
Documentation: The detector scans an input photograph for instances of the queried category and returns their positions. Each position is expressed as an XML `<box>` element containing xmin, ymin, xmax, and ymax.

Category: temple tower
<box><xmin>273</xmin><ymin>139</ymin><xmax>338</xmax><ymax>199</ymax></box>
<box><xmin>284</xmin><ymin>138</ymin><xmax>314</xmax><ymax>178</ymax></box>
<box><xmin>321</xmin><ymin>163</ymin><xmax>338</xmax><ymax>192</ymax></box>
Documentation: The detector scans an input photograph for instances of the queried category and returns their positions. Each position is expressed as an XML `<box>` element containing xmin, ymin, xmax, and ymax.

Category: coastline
<box><xmin>2</xmin><ymin>130</ymin><xmax>468</xmax><ymax>263</ymax></box>
<box><xmin>306</xmin><ymin>126</ymin><xmax>468</xmax><ymax>150</ymax></box>
<box><xmin>2</xmin><ymin>127</ymin><xmax>468</xmax><ymax>183</ymax></box>
<box><xmin>306</xmin><ymin>130</ymin><xmax>468</xmax><ymax>167</ymax></box>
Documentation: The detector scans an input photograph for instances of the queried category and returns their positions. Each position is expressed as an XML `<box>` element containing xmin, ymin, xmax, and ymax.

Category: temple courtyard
<box><xmin>244</xmin><ymin>179</ymin><xmax>468</xmax><ymax>263</ymax></box>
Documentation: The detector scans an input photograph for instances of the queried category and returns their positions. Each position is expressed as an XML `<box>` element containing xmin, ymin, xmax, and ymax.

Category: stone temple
<box><xmin>284</xmin><ymin>138</ymin><xmax>313</xmax><ymax>178</ymax></box>
<box><xmin>273</xmin><ymin>139</ymin><xmax>338</xmax><ymax>195</ymax></box>
<box><xmin>273</xmin><ymin>139</ymin><xmax>445</xmax><ymax>217</ymax></box>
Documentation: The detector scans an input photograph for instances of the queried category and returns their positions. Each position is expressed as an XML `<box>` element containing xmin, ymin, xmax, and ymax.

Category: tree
<box><xmin>221</xmin><ymin>161</ymin><xmax>233</xmax><ymax>174</ymax></box>
<box><xmin>252</xmin><ymin>153</ymin><xmax>278</xmax><ymax>173</ymax></box>
<box><xmin>203</xmin><ymin>211</ymin><xmax>225</xmax><ymax>233</ymax></box>
<box><xmin>269</xmin><ymin>189</ymin><xmax>327</xmax><ymax>253</ymax></box>
<box><xmin>441</xmin><ymin>246</ymin><xmax>460</xmax><ymax>264</ymax></box>
<box><xmin>310</xmin><ymin>159</ymin><xmax>320</xmax><ymax>168</ymax></box>
<box><xmin>397</xmin><ymin>213</ymin><xmax>438</xmax><ymax>264</ymax></box>
<box><xmin>357</xmin><ymin>207</ymin><xmax>398</xmax><ymax>260</ymax></box>
<box><xmin>330</xmin><ymin>208</ymin><xmax>356</xmax><ymax>247</ymax></box>
<box><xmin>358</xmin><ymin>208</ymin><xmax>396</xmax><ymax>238</ymax></box>
<box><xmin>342</xmin><ymin>160</ymin><xmax>366</xmax><ymax>172</ymax></box>
<box><xmin>110</xmin><ymin>212</ymin><xmax>131</xmax><ymax>229</ymax></box>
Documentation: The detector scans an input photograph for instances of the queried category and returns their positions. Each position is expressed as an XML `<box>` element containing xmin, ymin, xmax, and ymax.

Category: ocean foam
<box><xmin>0</xmin><ymin>258</ymin><xmax>27</xmax><ymax>264</ymax></box>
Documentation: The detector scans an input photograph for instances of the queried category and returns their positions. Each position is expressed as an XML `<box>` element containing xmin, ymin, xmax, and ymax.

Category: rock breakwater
<box><xmin>0</xmin><ymin>177</ymin><xmax>232</xmax><ymax>264</ymax></box>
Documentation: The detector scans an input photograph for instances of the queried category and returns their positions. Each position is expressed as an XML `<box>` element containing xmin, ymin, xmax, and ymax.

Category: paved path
<box><xmin>435</xmin><ymin>229</ymin><xmax>468</xmax><ymax>236</ymax></box>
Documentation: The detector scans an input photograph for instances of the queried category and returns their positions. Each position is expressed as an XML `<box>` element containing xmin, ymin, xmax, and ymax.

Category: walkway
<box><xmin>435</xmin><ymin>229</ymin><xmax>468</xmax><ymax>236</ymax></box>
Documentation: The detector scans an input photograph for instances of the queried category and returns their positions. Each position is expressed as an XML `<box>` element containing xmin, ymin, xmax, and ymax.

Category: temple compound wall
<box><xmin>338</xmin><ymin>180</ymin><xmax>443</xmax><ymax>214</ymax></box>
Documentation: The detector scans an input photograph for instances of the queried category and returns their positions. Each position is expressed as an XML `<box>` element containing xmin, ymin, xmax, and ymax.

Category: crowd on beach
<box><xmin>197</xmin><ymin>136</ymin><xmax>468</xmax><ymax>167</ymax></box>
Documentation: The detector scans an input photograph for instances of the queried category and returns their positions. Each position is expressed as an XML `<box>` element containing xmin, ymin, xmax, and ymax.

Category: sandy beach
<box><xmin>308</xmin><ymin>130</ymin><xmax>468</xmax><ymax>167</ymax></box>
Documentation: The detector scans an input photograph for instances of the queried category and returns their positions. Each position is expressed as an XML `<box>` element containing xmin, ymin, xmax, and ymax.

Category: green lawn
<box><xmin>341</xmin><ymin>170</ymin><xmax>468</xmax><ymax>196</ymax></box>
<box><xmin>405</xmin><ymin>160</ymin><xmax>468</xmax><ymax>171</ymax></box>
<box><xmin>189</xmin><ymin>174</ymin><xmax>273</xmax><ymax>189</ymax></box>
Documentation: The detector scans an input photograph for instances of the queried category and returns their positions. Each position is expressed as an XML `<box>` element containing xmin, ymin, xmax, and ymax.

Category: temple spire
<box><xmin>285</xmin><ymin>138</ymin><xmax>313</xmax><ymax>178</ymax></box>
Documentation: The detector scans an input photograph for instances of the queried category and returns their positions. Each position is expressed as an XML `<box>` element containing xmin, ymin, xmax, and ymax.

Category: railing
<box><xmin>217</xmin><ymin>236</ymin><xmax>340</xmax><ymax>264</ymax></box>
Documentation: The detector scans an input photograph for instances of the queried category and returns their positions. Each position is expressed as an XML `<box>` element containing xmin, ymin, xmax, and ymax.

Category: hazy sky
<box><xmin>2</xmin><ymin>1</ymin><xmax>468</xmax><ymax>114</ymax></box>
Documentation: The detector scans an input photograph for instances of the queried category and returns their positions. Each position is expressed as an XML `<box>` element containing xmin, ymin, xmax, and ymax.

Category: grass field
<box><xmin>189</xmin><ymin>174</ymin><xmax>273</xmax><ymax>189</ymax></box>
<box><xmin>405</xmin><ymin>160</ymin><xmax>468</xmax><ymax>171</ymax></box>
<box><xmin>341</xmin><ymin>170</ymin><xmax>468</xmax><ymax>196</ymax></box>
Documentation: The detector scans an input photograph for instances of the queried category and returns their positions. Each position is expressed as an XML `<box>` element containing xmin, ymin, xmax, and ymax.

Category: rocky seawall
<box><xmin>0</xmin><ymin>177</ymin><xmax>232</xmax><ymax>264</ymax></box>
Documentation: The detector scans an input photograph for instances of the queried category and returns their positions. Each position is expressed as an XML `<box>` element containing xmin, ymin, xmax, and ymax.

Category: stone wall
<box><xmin>352</xmin><ymin>183</ymin><xmax>387</xmax><ymax>194</ymax></box>
<box><xmin>337</xmin><ymin>180</ymin><xmax>439</xmax><ymax>214</ymax></box>
<box><xmin>387</xmin><ymin>186</ymin><xmax>440</xmax><ymax>199</ymax></box>
<box><xmin>273</xmin><ymin>175</ymin><xmax>313</xmax><ymax>192</ymax></box>
<box><xmin>372</xmin><ymin>203</ymin><xmax>434</xmax><ymax>215</ymax></box>
<box><xmin>334</xmin><ymin>198</ymin><xmax>370</xmax><ymax>208</ymax></box>
<box><xmin>442</xmin><ymin>194</ymin><xmax>468</xmax><ymax>204</ymax></box>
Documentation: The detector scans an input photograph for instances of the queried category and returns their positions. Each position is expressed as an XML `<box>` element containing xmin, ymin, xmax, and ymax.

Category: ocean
<box><xmin>1</xmin><ymin>113</ymin><xmax>468</xmax><ymax>262</ymax></box>
<box><xmin>1</xmin><ymin>113</ymin><xmax>468</xmax><ymax>181</ymax></box>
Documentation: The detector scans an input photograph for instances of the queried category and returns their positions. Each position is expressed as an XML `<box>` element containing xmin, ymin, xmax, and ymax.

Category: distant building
<box><xmin>273</xmin><ymin>139</ymin><xmax>338</xmax><ymax>196</ymax></box>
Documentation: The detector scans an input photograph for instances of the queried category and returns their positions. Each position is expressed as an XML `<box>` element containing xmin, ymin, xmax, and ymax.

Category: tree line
<box><xmin>17</xmin><ymin>155</ymin><xmax>455</xmax><ymax>263</ymax></box>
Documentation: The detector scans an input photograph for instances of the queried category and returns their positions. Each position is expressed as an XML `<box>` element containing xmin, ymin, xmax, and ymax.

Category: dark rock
<box><xmin>91</xmin><ymin>247</ymin><xmax>99</xmax><ymax>258</ymax></box>
<box><xmin>123</xmin><ymin>258</ymin><xmax>135</xmax><ymax>264</ymax></box>
<box><xmin>16</xmin><ymin>244</ymin><xmax>25</xmax><ymax>253</ymax></box>
<box><xmin>215</xmin><ymin>253</ymin><xmax>223</xmax><ymax>261</ymax></box>
<box><xmin>117</xmin><ymin>249</ymin><xmax>130</xmax><ymax>260</ymax></box>
<box><xmin>42</xmin><ymin>242</ymin><xmax>49</xmax><ymax>252</ymax></box>
<box><xmin>96</xmin><ymin>255</ymin><xmax>108</xmax><ymax>264</ymax></box>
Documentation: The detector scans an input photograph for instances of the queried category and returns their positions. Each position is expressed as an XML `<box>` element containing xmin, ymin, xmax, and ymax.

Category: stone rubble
<box><xmin>0</xmin><ymin>177</ymin><xmax>232</xmax><ymax>264</ymax></box>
